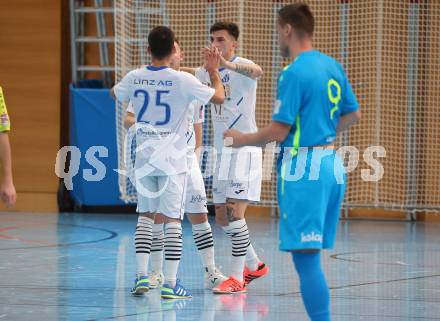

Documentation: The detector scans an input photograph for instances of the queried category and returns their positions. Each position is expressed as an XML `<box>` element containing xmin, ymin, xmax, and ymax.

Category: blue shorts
<box><xmin>277</xmin><ymin>148</ymin><xmax>346</xmax><ymax>251</ymax></box>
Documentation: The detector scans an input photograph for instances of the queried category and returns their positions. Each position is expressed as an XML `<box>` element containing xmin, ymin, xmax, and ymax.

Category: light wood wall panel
<box><xmin>0</xmin><ymin>0</ymin><xmax>60</xmax><ymax>212</ymax></box>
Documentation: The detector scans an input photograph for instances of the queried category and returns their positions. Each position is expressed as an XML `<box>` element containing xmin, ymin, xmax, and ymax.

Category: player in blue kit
<box><xmin>224</xmin><ymin>3</ymin><xmax>360</xmax><ymax>320</ymax></box>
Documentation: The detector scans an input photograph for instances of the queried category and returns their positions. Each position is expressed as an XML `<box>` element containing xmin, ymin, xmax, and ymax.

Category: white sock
<box><xmin>150</xmin><ymin>223</ymin><xmax>164</xmax><ymax>273</ymax></box>
<box><xmin>164</xmin><ymin>222</ymin><xmax>183</xmax><ymax>287</ymax></box>
<box><xmin>192</xmin><ymin>221</ymin><xmax>216</xmax><ymax>272</ymax></box>
<box><xmin>135</xmin><ymin>216</ymin><xmax>154</xmax><ymax>276</ymax></box>
<box><xmin>222</xmin><ymin>219</ymin><xmax>250</xmax><ymax>283</ymax></box>
<box><xmin>246</xmin><ymin>243</ymin><xmax>260</xmax><ymax>271</ymax></box>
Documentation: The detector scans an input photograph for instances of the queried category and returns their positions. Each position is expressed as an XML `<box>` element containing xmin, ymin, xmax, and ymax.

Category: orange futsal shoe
<box><xmin>243</xmin><ymin>262</ymin><xmax>269</xmax><ymax>286</ymax></box>
<box><xmin>212</xmin><ymin>276</ymin><xmax>246</xmax><ymax>294</ymax></box>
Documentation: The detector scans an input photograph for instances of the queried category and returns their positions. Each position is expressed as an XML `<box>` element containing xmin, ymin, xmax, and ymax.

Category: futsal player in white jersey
<box><xmin>112</xmin><ymin>26</ymin><xmax>225</xmax><ymax>299</ymax></box>
<box><xmin>182</xmin><ymin>22</ymin><xmax>269</xmax><ymax>293</ymax></box>
<box><xmin>125</xmin><ymin>40</ymin><xmax>227</xmax><ymax>290</ymax></box>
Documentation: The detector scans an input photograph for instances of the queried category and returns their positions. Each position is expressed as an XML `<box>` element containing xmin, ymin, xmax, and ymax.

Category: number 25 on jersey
<box><xmin>134</xmin><ymin>89</ymin><xmax>171</xmax><ymax>125</ymax></box>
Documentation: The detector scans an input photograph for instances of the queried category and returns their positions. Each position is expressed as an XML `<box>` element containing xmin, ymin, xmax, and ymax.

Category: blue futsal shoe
<box><xmin>161</xmin><ymin>280</ymin><xmax>192</xmax><ymax>299</ymax></box>
<box><xmin>131</xmin><ymin>275</ymin><xmax>150</xmax><ymax>295</ymax></box>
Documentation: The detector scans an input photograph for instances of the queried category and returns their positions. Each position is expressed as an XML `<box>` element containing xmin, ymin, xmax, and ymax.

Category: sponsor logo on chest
<box><xmin>134</xmin><ymin>79</ymin><xmax>173</xmax><ymax>86</ymax></box>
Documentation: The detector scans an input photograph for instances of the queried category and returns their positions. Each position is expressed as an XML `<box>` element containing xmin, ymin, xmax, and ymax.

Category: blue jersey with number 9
<box><xmin>272</xmin><ymin>50</ymin><xmax>359</xmax><ymax>153</ymax></box>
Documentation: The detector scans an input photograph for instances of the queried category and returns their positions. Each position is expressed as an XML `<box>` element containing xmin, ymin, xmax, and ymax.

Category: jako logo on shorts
<box><xmin>190</xmin><ymin>195</ymin><xmax>206</xmax><ymax>203</ymax></box>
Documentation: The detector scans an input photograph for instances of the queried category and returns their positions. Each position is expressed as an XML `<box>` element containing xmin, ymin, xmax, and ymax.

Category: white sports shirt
<box><xmin>195</xmin><ymin>56</ymin><xmax>259</xmax><ymax>154</ymax></box>
<box><xmin>114</xmin><ymin>65</ymin><xmax>214</xmax><ymax>176</ymax></box>
<box><xmin>127</xmin><ymin>99</ymin><xmax>204</xmax><ymax>153</ymax></box>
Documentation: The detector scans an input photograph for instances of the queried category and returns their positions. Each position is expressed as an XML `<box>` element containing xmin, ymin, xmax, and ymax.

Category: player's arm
<box><xmin>224</xmin><ymin>121</ymin><xmax>291</xmax><ymax>147</ymax></box>
<box><xmin>0</xmin><ymin>88</ymin><xmax>16</xmax><ymax>207</ymax></box>
<box><xmin>336</xmin><ymin>62</ymin><xmax>361</xmax><ymax>133</ymax></box>
<box><xmin>220</xmin><ymin>58</ymin><xmax>263</xmax><ymax>80</ymax></box>
<box><xmin>111</xmin><ymin>71</ymin><xmax>133</xmax><ymax>102</ymax></box>
<box><xmin>225</xmin><ymin>66</ymin><xmax>299</xmax><ymax>147</ymax></box>
<box><xmin>124</xmin><ymin>112</ymin><xmax>136</xmax><ymax>129</ymax></box>
<box><xmin>110</xmin><ymin>87</ymin><xmax>116</xmax><ymax>99</ymax></box>
<box><xmin>0</xmin><ymin>132</ymin><xmax>16</xmax><ymax>206</ymax></box>
<box><xmin>203</xmin><ymin>48</ymin><xmax>225</xmax><ymax>104</ymax></box>
<box><xmin>0</xmin><ymin>133</ymin><xmax>16</xmax><ymax>207</ymax></box>
<box><xmin>180</xmin><ymin>67</ymin><xmax>196</xmax><ymax>76</ymax></box>
<box><xmin>337</xmin><ymin>110</ymin><xmax>361</xmax><ymax>133</ymax></box>
<box><xmin>194</xmin><ymin>122</ymin><xmax>203</xmax><ymax>160</ymax></box>
<box><xmin>337</xmin><ymin>78</ymin><xmax>361</xmax><ymax>133</ymax></box>
<box><xmin>207</xmin><ymin>70</ymin><xmax>224</xmax><ymax>104</ymax></box>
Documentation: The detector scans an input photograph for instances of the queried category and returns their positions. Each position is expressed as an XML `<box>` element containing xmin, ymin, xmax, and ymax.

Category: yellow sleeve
<box><xmin>0</xmin><ymin>86</ymin><xmax>11</xmax><ymax>132</ymax></box>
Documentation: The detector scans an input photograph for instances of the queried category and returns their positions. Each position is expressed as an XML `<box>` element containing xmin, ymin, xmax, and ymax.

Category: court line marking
<box><xmin>0</xmin><ymin>223</ymin><xmax>118</xmax><ymax>251</ymax></box>
<box><xmin>0</xmin><ymin>225</ymin><xmax>53</xmax><ymax>246</ymax></box>
<box><xmin>331</xmin><ymin>250</ymin><xmax>440</xmax><ymax>268</ymax></box>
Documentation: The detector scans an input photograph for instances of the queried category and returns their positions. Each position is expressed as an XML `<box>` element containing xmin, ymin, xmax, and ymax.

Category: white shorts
<box><xmin>185</xmin><ymin>155</ymin><xmax>208</xmax><ymax>214</ymax></box>
<box><xmin>136</xmin><ymin>173</ymin><xmax>187</xmax><ymax>220</ymax></box>
<box><xmin>212</xmin><ymin>148</ymin><xmax>262</xmax><ymax>204</ymax></box>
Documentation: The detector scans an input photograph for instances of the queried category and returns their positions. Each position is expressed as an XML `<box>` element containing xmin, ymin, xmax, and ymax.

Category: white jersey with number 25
<box><xmin>114</xmin><ymin>65</ymin><xmax>214</xmax><ymax>176</ymax></box>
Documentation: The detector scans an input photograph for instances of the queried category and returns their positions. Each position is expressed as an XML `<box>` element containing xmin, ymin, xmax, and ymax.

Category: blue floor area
<box><xmin>0</xmin><ymin>212</ymin><xmax>439</xmax><ymax>321</ymax></box>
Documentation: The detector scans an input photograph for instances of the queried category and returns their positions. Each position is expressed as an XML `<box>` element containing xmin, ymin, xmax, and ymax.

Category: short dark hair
<box><xmin>148</xmin><ymin>26</ymin><xmax>175</xmax><ymax>59</ymax></box>
<box><xmin>210</xmin><ymin>22</ymin><xmax>239</xmax><ymax>40</ymax></box>
<box><xmin>278</xmin><ymin>3</ymin><xmax>314</xmax><ymax>38</ymax></box>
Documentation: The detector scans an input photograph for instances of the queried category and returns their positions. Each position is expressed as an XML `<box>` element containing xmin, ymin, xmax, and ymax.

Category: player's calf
<box><xmin>149</xmin><ymin>222</ymin><xmax>164</xmax><ymax>289</ymax></box>
<box><xmin>215</xmin><ymin>200</ymin><xmax>250</xmax><ymax>292</ymax></box>
<box><xmin>224</xmin><ymin>200</ymin><xmax>269</xmax><ymax>287</ymax></box>
<box><xmin>132</xmin><ymin>214</ymin><xmax>155</xmax><ymax>295</ymax></box>
<box><xmin>187</xmin><ymin>213</ymin><xmax>227</xmax><ymax>288</ymax></box>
